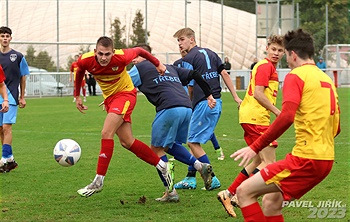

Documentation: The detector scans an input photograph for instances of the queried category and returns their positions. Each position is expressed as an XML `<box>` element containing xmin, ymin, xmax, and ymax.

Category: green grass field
<box><xmin>0</xmin><ymin>88</ymin><xmax>349</xmax><ymax>222</ymax></box>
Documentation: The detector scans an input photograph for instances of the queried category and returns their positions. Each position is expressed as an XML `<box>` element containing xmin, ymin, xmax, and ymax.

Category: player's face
<box><xmin>177</xmin><ymin>35</ymin><xmax>192</xmax><ymax>53</ymax></box>
<box><xmin>266</xmin><ymin>43</ymin><xmax>284</xmax><ymax>64</ymax></box>
<box><xmin>94</xmin><ymin>45</ymin><xmax>114</xmax><ymax>66</ymax></box>
<box><xmin>0</xmin><ymin>33</ymin><xmax>12</xmax><ymax>48</ymax></box>
<box><xmin>285</xmin><ymin>50</ymin><xmax>296</xmax><ymax>69</ymax></box>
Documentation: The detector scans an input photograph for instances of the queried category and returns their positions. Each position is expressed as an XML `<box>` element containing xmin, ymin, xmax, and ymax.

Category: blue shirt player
<box><xmin>173</xmin><ymin>27</ymin><xmax>242</xmax><ymax>190</ymax></box>
<box><xmin>129</xmin><ymin>43</ymin><xmax>216</xmax><ymax>202</ymax></box>
<box><xmin>0</xmin><ymin>26</ymin><xmax>30</xmax><ymax>173</ymax></box>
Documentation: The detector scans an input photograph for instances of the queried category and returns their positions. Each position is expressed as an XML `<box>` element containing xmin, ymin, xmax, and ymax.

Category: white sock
<box><xmin>6</xmin><ymin>156</ymin><xmax>14</xmax><ymax>162</ymax></box>
<box><xmin>1</xmin><ymin>157</ymin><xmax>6</xmax><ymax>164</ymax></box>
<box><xmin>156</xmin><ymin>160</ymin><xmax>167</xmax><ymax>173</ymax></box>
<box><xmin>94</xmin><ymin>174</ymin><xmax>105</xmax><ymax>184</ymax></box>
<box><xmin>193</xmin><ymin>160</ymin><xmax>202</xmax><ymax>171</ymax></box>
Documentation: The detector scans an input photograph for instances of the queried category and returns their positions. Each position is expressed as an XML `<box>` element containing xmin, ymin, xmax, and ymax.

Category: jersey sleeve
<box><xmin>282</xmin><ymin>73</ymin><xmax>304</xmax><ymax>105</ymax></box>
<box><xmin>0</xmin><ymin>65</ymin><xmax>6</xmax><ymax>83</ymax></box>
<box><xmin>128</xmin><ymin>65</ymin><xmax>142</xmax><ymax>87</ymax></box>
<box><xmin>19</xmin><ymin>57</ymin><xmax>30</xmax><ymax>76</ymax></box>
<box><xmin>74</xmin><ymin>59</ymin><xmax>86</xmax><ymax>96</ymax></box>
<box><xmin>255</xmin><ymin>64</ymin><xmax>271</xmax><ymax>87</ymax></box>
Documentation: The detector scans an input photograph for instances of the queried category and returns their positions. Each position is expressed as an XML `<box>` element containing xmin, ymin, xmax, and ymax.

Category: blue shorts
<box><xmin>0</xmin><ymin>104</ymin><xmax>18</xmax><ymax>126</ymax></box>
<box><xmin>151</xmin><ymin>107</ymin><xmax>192</xmax><ymax>148</ymax></box>
<box><xmin>188</xmin><ymin>99</ymin><xmax>222</xmax><ymax>144</ymax></box>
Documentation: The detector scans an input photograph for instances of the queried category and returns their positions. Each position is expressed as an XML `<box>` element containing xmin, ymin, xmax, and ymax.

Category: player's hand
<box><xmin>0</xmin><ymin>100</ymin><xmax>9</xmax><ymax>113</ymax></box>
<box><xmin>207</xmin><ymin>95</ymin><xmax>216</xmax><ymax>109</ymax></box>
<box><xmin>156</xmin><ymin>63</ymin><xmax>166</xmax><ymax>76</ymax></box>
<box><xmin>98</xmin><ymin>101</ymin><xmax>105</xmax><ymax>111</ymax></box>
<box><xmin>75</xmin><ymin>97</ymin><xmax>88</xmax><ymax>114</ymax></box>
<box><xmin>235</xmin><ymin>97</ymin><xmax>242</xmax><ymax>108</ymax></box>
<box><xmin>19</xmin><ymin>98</ymin><xmax>26</xmax><ymax>108</ymax></box>
<box><xmin>230</xmin><ymin>146</ymin><xmax>257</xmax><ymax>167</ymax></box>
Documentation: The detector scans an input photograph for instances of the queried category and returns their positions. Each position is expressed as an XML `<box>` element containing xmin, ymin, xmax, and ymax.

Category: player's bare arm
<box><xmin>19</xmin><ymin>75</ymin><xmax>26</xmax><ymax>108</ymax></box>
<box><xmin>220</xmin><ymin>69</ymin><xmax>242</xmax><ymax>106</ymax></box>
<box><xmin>254</xmin><ymin>85</ymin><xmax>280</xmax><ymax>116</ymax></box>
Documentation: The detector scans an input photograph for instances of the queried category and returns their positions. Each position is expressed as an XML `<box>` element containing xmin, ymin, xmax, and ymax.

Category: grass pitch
<box><xmin>0</xmin><ymin>88</ymin><xmax>349</xmax><ymax>222</ymax></box>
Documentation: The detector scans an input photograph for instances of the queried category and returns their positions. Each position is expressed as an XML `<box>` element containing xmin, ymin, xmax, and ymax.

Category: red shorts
<box><xmin>104</xmin><ymin>88</ymin><xmax>137</xmax><ymax>123</ymax></box>
<box><xmin>241</xmin><ymin>123</ymin><xmax>278</xmax><ymax>147</ymax></box>
<box><xmin>260</xmin><ymin>153</ymin><xmax>333</xmax><ymax>200</ymax></box>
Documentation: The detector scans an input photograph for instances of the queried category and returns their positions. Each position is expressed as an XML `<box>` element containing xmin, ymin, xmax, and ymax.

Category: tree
<box><xmin>66</xmin><ymin>45</ymin><xmax>91</xmax><ymax>71</ymax></box>
<box><xmin>110</xmin><ymin>17</ymin><xmax>127</xmax><ymax>49</ymax></box>
<box><xmin>25</xmin><ymin>45</ymin><xmax>56</xmax><ymax>71</ymax></box>
<box><xmin>130</xmin><ymin>9</ymin><xmax>149</xmax><ymax>46</ymax></box>
<box><xmin>291</xmin><ymin>0</ymin><xmax>350</xmax><ymax>58</ymax></box>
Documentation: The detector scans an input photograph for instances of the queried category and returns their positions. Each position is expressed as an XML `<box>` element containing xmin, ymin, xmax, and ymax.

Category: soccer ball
<box><xmin>53</xmin><ymin>139</ymin><xmax>81</xmax><ymax>167</ymax></box>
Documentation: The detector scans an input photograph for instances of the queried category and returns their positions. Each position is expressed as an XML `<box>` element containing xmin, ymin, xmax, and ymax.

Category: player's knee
<box><xmin>236</xmin><ymin>183</ymin><xmax>250</xmax><ymax>203</ymax></box>
<box><xmin>262</xmin><ymin>194</ymin><xmax>283</xmax><ymax>215</ymax></box>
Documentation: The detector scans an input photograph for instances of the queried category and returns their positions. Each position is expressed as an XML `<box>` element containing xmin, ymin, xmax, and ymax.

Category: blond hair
<box><xmin>173</xmin><ymin>28</ymin><xmax>196</xmax><ymax>41</ymax></box>
<box><xmin>267</xmin><ymin>34</ymin><xmax>284</xmax><ymax>47</ymax></box>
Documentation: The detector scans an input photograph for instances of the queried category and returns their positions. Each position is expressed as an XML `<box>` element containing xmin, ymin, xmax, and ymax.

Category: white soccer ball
<box><xmin>53</xmin><ymin>139</ymin><xmax>81</xmax><ymax>167</ymax></box>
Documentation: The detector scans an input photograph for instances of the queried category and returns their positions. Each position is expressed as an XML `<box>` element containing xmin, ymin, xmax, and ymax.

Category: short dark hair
<box><xmin>134</xmin><ymin>43</ymin><xmax>152</xmax><ymax>53</ymax></box>
<box><xmin>96</xmin><ymin>36</ymin><xmax>114</xmax><ymax>48</ymax></box>
<box><xmin>0</xmin><ymin>26</ymin><xmax>12</xmax><ymax>35</ymax></box>
<box><xmin>284</xmin><ymin>29</ymin><xmax>314</xmax><ymax>60</ymax></box>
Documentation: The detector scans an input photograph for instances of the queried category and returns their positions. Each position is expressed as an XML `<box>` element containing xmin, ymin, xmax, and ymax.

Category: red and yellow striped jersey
<box><xmin>283</xmin><ymin>64</ymin><xmax>340</xmax><ymax>160</ymax></box>
<box><xmin>76</xmin><ymin>49</ymin><xmax>137</xmax><ymax>98</ymax></box>
<box><xmin>239</xmin><ymin>58</ymin><xmax>279</xmax><ymax>126</ymax></box>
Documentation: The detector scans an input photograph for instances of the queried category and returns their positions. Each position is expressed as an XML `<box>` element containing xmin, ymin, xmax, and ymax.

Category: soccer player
<box><xmin>174</xmin><ymin>49</ymin><xmax>225</xmax><ymax>161</ymax></box>
<box><xmin>231</xmin><ymin>28</ymin><xmax>340</xmax><ymax>221</ymax></box>
<box><xmin>129</xmin><ymin>43</ymin><xmax>216</xmax><ymax>201</ymax></box>
<box><xmin>74</xmin><ymin>36</ymin><xmax>172</xmax><ymax>197</ymax></box>
<box><xmin>0</xmin><ymin>26</ymin><xmax>29</xmax><ymax>173</ymax></box>
<box><xmin>69</xmin><ymin>54</ymin><xmax>87</xmax><ymax>102</ymax></box>
<box><xmin>217</xmin><ymin>34</ymin><xmax>284</xmax><ymax>217</ymax></box>
<box><xmin>172</xmin><ymin>28</ymin><xmax>242</xmax><ymax>190</ymax></box>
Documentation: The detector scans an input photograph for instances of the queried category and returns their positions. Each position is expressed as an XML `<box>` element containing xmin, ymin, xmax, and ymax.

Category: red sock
<box><xmin>265</xmin><ymin>215</ymin><xmax>284</xmax><ymax>222</ymax></box>
<box><xmin>128</xmin><ymin>139</ymin><xmax>160</xmax><ymax>166</ymax></box>
<box><xmin>241</xmin><ymin>202</ymin><xmax>266</xmax><ymax>222</ymax></box>
<box><xmin>228</xmin><ymin>172</ymin><xmax>249</xmax><ymax>194</ymax></box>
<box><xmin>96</xmin><ymin>139</ymin><xmax>114</xmax><ymax>176</ymax></box>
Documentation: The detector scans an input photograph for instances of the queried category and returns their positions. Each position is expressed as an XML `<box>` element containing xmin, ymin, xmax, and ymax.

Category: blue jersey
<box><xmin>0</xmin><ymin>49</ymin><xmax>29</xmax><ymax>105</ymax></box>
<box><xmin>129</xmin><ymin>61</ymin><xmax>192</xmax><ymax>112</ymax></box>
<box><xmin>173</xmin><ymin>58</ymin><xmax>182</xmax><ymax>67</ymax></box>
<box><xmin>181</xmin><ymin>46</ymin><xmax>222</xmax><ymax>108</ymax></box>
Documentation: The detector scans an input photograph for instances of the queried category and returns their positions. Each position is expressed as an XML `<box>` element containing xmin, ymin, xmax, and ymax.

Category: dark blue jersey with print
<box><xmin>0</xmin><ymin>49</ymin><xmax>29</xmax><ymax>105</ymax></box>
<box><xmin>181</xmin><ymin>46</ymin><xmax>222</xmax><ymax>108</ymax></box>
<box><xmin>129</xmin><ymin>60</ymin><xmax>192</xmax><ymax>112</ymax></box>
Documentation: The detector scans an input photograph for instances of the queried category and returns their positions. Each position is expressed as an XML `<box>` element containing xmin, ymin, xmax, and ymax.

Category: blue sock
<box><xmin>210</xmin><ymin>133</ymin><xmax>220</xmax><ymax>150</ymax></box>
<box><xmin>198</xmin><ymin>154</ymin><xmax>210</xmax><ymax>164</ymax></box>
<box><xmin>156</xmin><ymin>155</ymin><xmax>169</xmax><ymax>187</ymax></box>
<box><xmin>2</xmin><ymin>144</ymin><xmax>12</xmax><ymax>158</ymax></box>
<box><xmin>167</xmin><ymin>143</ymin><xmax>197</xmax><ymax>166</ymax></box>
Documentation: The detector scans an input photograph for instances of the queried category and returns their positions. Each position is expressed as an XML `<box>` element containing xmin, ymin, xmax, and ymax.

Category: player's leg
<box><xmin>0</xmin><ymin>105</ymin><xmax>18</xmax><ymax>173</ymax></box>
<box><xmin>72</xmin><ymin>80</ymin><xmax>76</xmax><ymax>102</ymax></box>
<box><xmin>236</xmin><ymin>172</ymin><xmax>280</xmax><ymax>221</ymax></box>
<box><xmin>210</xmin><ymin>132</ymin><xmax>225</xmax><ymax>160</ymax></box>
<box><xmin>151</xmin><ymin>145</ymin><xmax>178</xmax><ymax>202</ymax></box>
<box><xmin>177</xmin><ymin>99</ymin><xmax>222</xmax><ymax>190</ymax></box>
<box><xmin>77</xmin><ymin>111</ymin><xmax>123</xmax><ymax>197</ymax></box>
<box><xmin>262</xmin><ymin>192</ymin><xmax>284</xmax><ymax>221</ymax></box>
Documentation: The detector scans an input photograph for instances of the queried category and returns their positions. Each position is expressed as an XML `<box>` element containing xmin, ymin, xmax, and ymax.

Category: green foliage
<box><xmin>130</xmin><ymin>9</ymin><xmax>150</xmax><ymax>46</ymax></box>
<box><xmin>66</xmin><ymin>45</ymin><xmax>92</xmax><ymax>71</ymax></box>
<box><xmin>110</xmin><ymin>17</ymin><xmax>127</xmax><ymax>49</ymax></box>
<box><xmin>215</xmin><ymin>0</ymin><xmax>349</xmax><ymax>59</ymax></box>
<box><xmin>25</xmin><ymin>45</ymin><xmax>57</xmax><ymax>71</ymax></box>
<box><xmin>0</xmin><ymin>88</ymin><xmax>349</xmax><ymax>221</ymax></box>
